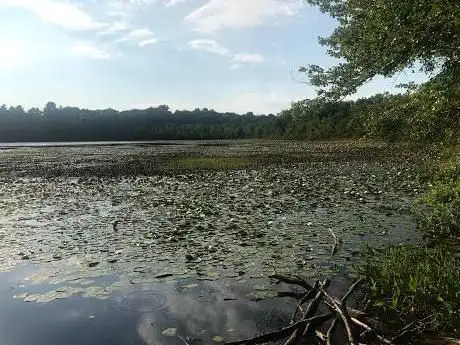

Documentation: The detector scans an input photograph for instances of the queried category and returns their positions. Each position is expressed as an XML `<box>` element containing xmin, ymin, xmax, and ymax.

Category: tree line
<box><xmin>0</xmin><ymin>94</ymin><xmax>416</xmax><ymax>143</ymax></box>
<box><xmin>0</xmin><ymin>103</ymin><xmax>280</xmax><ymax>142</ymax></box>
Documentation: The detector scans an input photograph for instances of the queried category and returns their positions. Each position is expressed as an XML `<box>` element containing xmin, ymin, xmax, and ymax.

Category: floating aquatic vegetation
<box><xmin>0</xmin><ymin>141</ymin><xmax>425</xmax><ymax>303</ymax></box>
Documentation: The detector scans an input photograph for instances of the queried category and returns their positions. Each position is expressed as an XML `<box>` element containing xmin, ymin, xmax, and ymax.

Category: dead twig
<box><xmin>342</xmin><ymin>277</ymin><xmax>365</xmax><ymax>304</ymax></box>
<box><xmin>326</xmin><ymin>318</ymin><xmax>339</xmax><ymax>345</ymax></box>
<box><xmin>391</xmin><ymin>314</ymin><xmax>435</xmax><ymax>343</ymax></box>
<box><xmin>351</xmin><ymin>317</ymin><xmax>393</xmax><ymax>345</ymax></box>
<box><xmin>329</xmin><ymin>229</ymin><xmax>339</xmax><ymax>256</ymax></box>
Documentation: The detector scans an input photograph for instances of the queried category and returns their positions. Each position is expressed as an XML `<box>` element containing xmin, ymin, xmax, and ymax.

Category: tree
<box><xmin>303</xmin><ymin>0</ymin><xmax>460</xmax><ymax>98</ymax></box>
<box><xmin>44</xmin><ymin>101</ymin><xmax>58</xmax><ymax>116</ymax></box>
<box><xmin>303</xmin><ymin>0</ymin><xmax>460</xmax><ymax>142</ymax></box>
<box><xmin>27</xmin><ymin>107</ymin><xmax>42</xmax><ymax>116</ymax></box>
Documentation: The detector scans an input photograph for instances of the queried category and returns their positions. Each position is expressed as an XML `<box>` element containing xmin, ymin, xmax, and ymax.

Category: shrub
<box><xmin>361</xmin><ymin>246</ymin><xmax>460</xmax><ymax>335</ymax></box>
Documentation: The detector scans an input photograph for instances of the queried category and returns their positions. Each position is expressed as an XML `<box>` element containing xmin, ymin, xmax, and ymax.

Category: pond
<box><xmin>0</xmin><ymin>141</ymin><xmax>423</xmax><ymax>345</ymax></box>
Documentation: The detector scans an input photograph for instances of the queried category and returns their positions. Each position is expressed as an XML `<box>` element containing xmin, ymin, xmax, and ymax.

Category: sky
<box><xmin>0</xmin><ymin>0</ymin><xmax>426</xmax><ymax>114</ymax></box>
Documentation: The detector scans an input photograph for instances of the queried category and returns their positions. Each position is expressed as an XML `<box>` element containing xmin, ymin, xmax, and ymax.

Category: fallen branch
<box><xmin>319</xmin><ymin>283</ymin><xmax>357</xmax><ymax>345</ymax></box>
<box><xmin>286</xmin><ymin>279</ymin><xmax>330</xmax><ymax>345</ymax></box>
<box><xmin>301</xmin><ymin>281</ymin><xmax>331</xmax><ymax>338</ymax></box>
<box><xmin>224</xmin><ymin>313</ymin><xmax>333</xmax><ymax>345</ymax></box>
<box><xmin>290</xmin><ymin>281</ymin><xmax>320</xmax><ymax>324</ymax></box>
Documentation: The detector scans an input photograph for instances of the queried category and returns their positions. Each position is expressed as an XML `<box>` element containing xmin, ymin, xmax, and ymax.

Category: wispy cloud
<box><xmin>163</xmin><ymin>0</ymin><xmax>188</xmax><ymax>7</ymax></box>
<box><xmin>2</xmin><ymin>0</ymin><xmax>106</xmax><ymax>30</ymax></box>
<box><xmin>188</xmin><ymin>39</ymin><xmax>264</xmax><ymax>67</ymax></box>
<box><xmin>185</xmin><ymin>0</ymin><xmax>302</xmax><ymax>33</ymax></box>
<box><xmin>138</xmin><ymin>38</ymin><xmax>158</xmax><ymax>47</ymax></box>
<box><xmin>71</xmin><ymin>43</ymin><xmax>111</xmax><ymax>59</ymax></box>
<box><xmin>188</xmin><ymin>39</ymin><xmax>230</xmax><ymax>56</ymax></box>
<box><xmin>118</xmin><ymin>28</ymin><xmax>159</xmax><ymax>47</ymax></box>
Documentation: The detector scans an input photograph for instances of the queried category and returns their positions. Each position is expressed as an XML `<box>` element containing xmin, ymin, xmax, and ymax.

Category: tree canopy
<box><xmin>303</xmin><ymin>0</ymin><xmax>460</xmax><ymax>99</ymax></box>
<box><xmin>303</xmin><ymin>0</ymin><xmax>460</xmax><ymax>143</ymax></box>
<box><xmin>0</xmin><ymin>104</ymin><xmax>279</xmax><ymax>142</ymax></box>
<box><xmin>0</xmin><ymin>99</ymin><xmax>372</xmax><ymax>142</ymax></box>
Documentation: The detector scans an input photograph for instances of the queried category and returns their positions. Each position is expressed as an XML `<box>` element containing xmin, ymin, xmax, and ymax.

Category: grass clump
<box><xmin>362</xmin><ymin>245</ymin><xmax>460</xmax><ymax>335</ymax></box>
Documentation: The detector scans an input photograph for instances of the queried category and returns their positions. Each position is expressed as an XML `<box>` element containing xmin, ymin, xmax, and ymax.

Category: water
<box><xmin>0</xmin><ymin>141</ymin><xmax>189</xmax><ymax>148</ymax></box>
<box><xmin>0</xmin><ymin>265</ymin><xmax>294</xmax><ymax>345</ymax></box>
<box><xmin>0</xmin><ymin>141</ymin><xmax>423</xmax><ymax>345</ymax></box>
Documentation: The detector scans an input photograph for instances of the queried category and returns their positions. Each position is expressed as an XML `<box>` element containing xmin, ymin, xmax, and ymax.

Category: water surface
<box><xmin>0</xmin><ymin>141</ymin><xmax>423</xmax><ymax>345</ymax></box>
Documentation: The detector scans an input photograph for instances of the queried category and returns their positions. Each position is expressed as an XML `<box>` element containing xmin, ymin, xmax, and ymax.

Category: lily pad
<box><xmin>161</xmin><ymin>328</ymin><xmax>177</xmax><ymax>337</ymax></box>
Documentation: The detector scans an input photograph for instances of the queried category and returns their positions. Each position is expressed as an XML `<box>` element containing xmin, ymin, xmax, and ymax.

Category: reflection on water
<box><xmin>0</xmin><ymin>266</ymin><xmax>294</xmax><ymax>345</ymax></box>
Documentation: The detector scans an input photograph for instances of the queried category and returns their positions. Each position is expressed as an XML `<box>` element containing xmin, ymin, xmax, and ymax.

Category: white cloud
<box><xmin>2</xmin><ymin>0</ymin><xmax>106</xmax><ymax>30</ymax></box>
<box><xmin>71</xmin><ymin>43</ymin><xmax>111</xmax><ymax>59</ymax></box>
<box><xmin>232</xmin><ymin>53</ymin><xmax>264</xmax><ymax>63</ymax></box>
<box><xmin>188</xmin><ymin>39</ymin><xmax>264</xmax><ymax>66</ymax></box>
<box><xmin>126</xmin><ymin>28</ymin><xmax>154</xmax><ymax>39</ymax></box>
<box><xmin>188</xmin><ymin>39</ymin><xmax>230</xmax><ymax>56</ymax></box>
<box><xmin>138</xmin><ymin>38</ymin><xmax>159</xmax><ymax>47</ymax></box>
<box><xmin>163</xmin><ymin>0</ymin><xmax>187</xmax><ymax>7</ymax></box>
<box><xmin>185</xmin><ymin>0</ymin><xmax>302</xmax><ymax>33</ymax></box>
<box><xmin>119</xmin><ymin>28</ymin><xmax>158</xmax><ymax>47</ymax></box>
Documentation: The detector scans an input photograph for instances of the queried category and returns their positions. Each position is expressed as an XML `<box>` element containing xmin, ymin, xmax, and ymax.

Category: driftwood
<box><xmin>225</xmin><ymin>276</ymin><xmax>397</xmax><ymax>345</ymax></box>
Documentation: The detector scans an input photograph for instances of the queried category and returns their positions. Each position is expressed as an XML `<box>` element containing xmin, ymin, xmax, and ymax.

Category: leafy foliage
<box><xmin>302</xmin><ymin>0</ymin><xmax>460</xmax><ymax>144</ymax></box>
<box><xmin>277</xmin><ymin>98</ymin><xmax>364</xmax><ymax>140</ymax></box>
<box><xmin>303</xmin><ymin>0</ymin><xmax>460</xmax><ymax>99</ymax></box>
<box><xmin>414</xmin><ymin>154</ymin><xmax>460</xmax><ymax>239</ymax></box>
<box><xmin>362</xmin><ymin>245</ymin><xmax>460</xmax><ymax>335</ymax></box>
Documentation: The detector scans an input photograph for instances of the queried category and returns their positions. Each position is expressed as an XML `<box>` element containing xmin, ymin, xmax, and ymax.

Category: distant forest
<box><xmin>0</xmin><ymin>90</ymin><xmax>456</xmax><ymax>143</ymax></box>
<box><xmin>0</xmin><ymin>97</ymin><xmax>372</xmax><ymax>142</ymax></box>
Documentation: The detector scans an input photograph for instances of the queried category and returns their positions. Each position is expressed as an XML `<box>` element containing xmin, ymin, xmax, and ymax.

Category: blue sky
<box><xmin>0</xmin><ymin>0</ymin><xmax>426</xmax><ymax>114</ymax></box>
